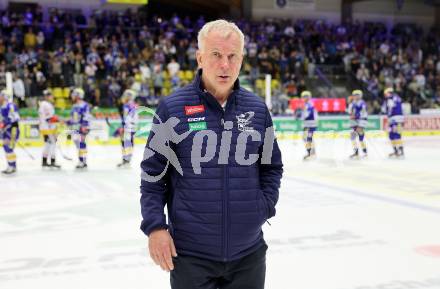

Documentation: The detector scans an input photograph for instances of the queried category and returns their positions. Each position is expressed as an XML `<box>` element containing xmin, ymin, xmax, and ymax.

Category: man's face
<box><xmin>196</xmin><ymin>30</ymin><xmax>243</xmax><ymax>95</ymax></box>
<box><xmin>71</xmin><ymin>94</ymin><xmax>79</xmax><ymax>102</ymax></box>
<box><xmin>0</xmin><ymin>94</ymin><xmax>5</xmax><ymax>104</ymax></box>
<box><xmin>302</xmin><ymin>97</ymin><xmax>310</xmax><ymax>106</ymax></box>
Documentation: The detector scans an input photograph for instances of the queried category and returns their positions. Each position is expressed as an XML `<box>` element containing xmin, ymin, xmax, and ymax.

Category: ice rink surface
<box><xmin>1</xmin><ymin>134</ymin><xmax>440</xmax><ymax>289</ymax></box>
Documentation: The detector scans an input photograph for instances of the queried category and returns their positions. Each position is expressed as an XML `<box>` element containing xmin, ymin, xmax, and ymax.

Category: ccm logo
<box><xmin>188</xmin><ymin>117</ymin><xmax>205</xmax><ymax>122</ymax></box>
<box><xmin>185</xmin><ymin>105</ymin><xmax>205</xmax><ymax>115</ymax></box>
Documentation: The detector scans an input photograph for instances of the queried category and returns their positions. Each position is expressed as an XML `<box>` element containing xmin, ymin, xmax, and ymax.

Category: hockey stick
<box><xmin>55</xmin><ymin>128</ymin><xmax>75</xmax><ymax>161</ymax></box>
<box><xmin>17</xmin><ymin>142</ymin><xmax>35</xmax><ymax>160</ymax></box>
<box><xmin>104</xmin><ymin>117</ymin><xmax>112</xmax><ymax>127</ymax></box>
<box><xmin>57</xmin><ymin>145</ymin><xmax>73</xmax><ymax>161</ymax></box>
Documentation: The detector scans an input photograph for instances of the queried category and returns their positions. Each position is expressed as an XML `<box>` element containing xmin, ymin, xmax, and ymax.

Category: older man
<box><xmin>140</xmin><ymin>20</ymin><xmax>283</xmax><ymax>289</ymax></box>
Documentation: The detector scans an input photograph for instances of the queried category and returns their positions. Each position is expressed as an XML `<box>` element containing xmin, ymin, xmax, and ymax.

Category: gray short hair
<box><xmin>197</xmin><ymin>19</ymin><xmax>244</xmax><ymax>53</ymax></box>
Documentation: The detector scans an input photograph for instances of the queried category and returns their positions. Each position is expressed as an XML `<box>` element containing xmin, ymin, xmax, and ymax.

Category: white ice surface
<box><xmin>1</xmin><ymin>135</ymin><xmax>440</xmax><ymax>289</ymax></box>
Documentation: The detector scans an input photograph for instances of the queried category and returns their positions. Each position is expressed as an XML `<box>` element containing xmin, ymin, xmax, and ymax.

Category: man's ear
<box><xmin>196</xmin><ymin>50</ymin><xmax>203</xmax><ymax>68</ymax></box>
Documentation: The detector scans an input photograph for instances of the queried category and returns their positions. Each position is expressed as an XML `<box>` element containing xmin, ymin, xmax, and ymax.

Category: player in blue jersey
<box><xmin>117</xmin><ymin>89</ymin><xmax>138</xmax><ymax>168</ymax></box>
<box><xmin>67</xmin><ymin>88</ymin><xmax>92</xmax><ymax>169</ymax></box>
<box><xmin>382</xmin><ymin>87</ymin><xmax>404</xmax><ymax>157</ymax></box>
<box><xmin>301</xmin><ymin>90</ymin><xmax>318</xmax><ymax>160</ymax></box>
<box><xmin>0</xmin><ymin>90</ymin><xmax>20</xmax><ymax>175</ymax></box>
<box><xmin>348</xmin><ymin>89</ymin><xmax>368</xmax><ymax>158</ymax></box>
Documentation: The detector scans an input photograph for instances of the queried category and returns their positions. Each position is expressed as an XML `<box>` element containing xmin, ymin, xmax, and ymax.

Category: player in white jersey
<box><xmin>347</xmin><ymin>89</ymin><xmax>368</xmax><ymax>158</ymax></box>
<box><xmin>117</xmin><ymin>89</ymin><xmax>138</xmax><ymax>167</ymax></box>
<box><xmin>38</xmin><ymin>89</ymin><xmax>61</xmax><ymax>168</ymax></box>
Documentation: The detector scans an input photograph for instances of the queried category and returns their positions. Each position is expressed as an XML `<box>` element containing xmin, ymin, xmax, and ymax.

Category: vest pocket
<box><xmin>257</xmin><ymin>191</ymin><xmax>269</xmax><ymax>224</ymax></box>
<box><xmin>171</xmin><ymin>179</ymin><xmax>181</xmax><ymax>223</ymax></box>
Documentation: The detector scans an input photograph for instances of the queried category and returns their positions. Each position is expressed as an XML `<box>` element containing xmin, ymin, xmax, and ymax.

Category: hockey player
<box><xmin>67</xmin><ymin>88</ymin><xmax>91</xmax><ymax>169</ymax></box>
<box><xmin>117</xmin><ymin>89</ymin><xmax>138</xmax><ymax>167</ymax></box>
<box><xmin>0</xmin><ymin>89</ymin><xmax>20</xmax><ymax>175</ymax></box>
<box><xmin>300</xmin><ymin>90</ymin><xmax>318</xmax><ymax>160</ymax></box>
<box><xmin>348</xmin><ymin>89</ymin><xmax>368</xmax><ymax>158</ymax></box>
<box><xmin>39</xmin><ymin>89</ymin><xmax>61</xmax><ymax>168</ymax></box>
<box><xmin>382</xmin><ymin>87</ymin><xmax>404</xmax><ymax>157</ymax></box>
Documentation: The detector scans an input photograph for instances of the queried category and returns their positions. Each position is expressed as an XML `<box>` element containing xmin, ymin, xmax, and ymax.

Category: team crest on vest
<box><xmin>236</xmin><ymin>111</ymin><xmax>255</xmax><ymax>132</ymax></box>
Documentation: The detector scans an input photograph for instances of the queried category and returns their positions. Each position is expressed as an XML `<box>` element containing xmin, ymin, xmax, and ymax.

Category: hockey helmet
<box><xmin>300</xmin><ymin>90</ymin><xmax>312</xmax><ymax>99</ymax></box>
<box><xmin>384</xmin><ymin>87</ymin><xmax>393</xmax><ymax>97</ymax></box>
<box><xmin>43</xmin><ymin>89</ymin><xmax>52</xmax><ymax>97</ymax></box>
<box><xmin>0</xmin><ymin>89</ymin><xmax>12</xmax><ymax>101</ymax></box>
<box><xmin>351</xmin><ymin>89</ymin><xmax>363</xmax><ymax>98</ymax></box>
<box><xmin>122</xmin><ymin>89</ymin><xmax>136</xmax><ymax>101</ymax></box>
<box><xmin>71</xmin><ymin>88</ymin><xmax>85</xmax><ymax>99</ymax></box>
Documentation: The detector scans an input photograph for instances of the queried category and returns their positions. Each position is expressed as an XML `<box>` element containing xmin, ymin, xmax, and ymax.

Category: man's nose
<box><xmin>219</xmin><ymin>57</ymin><xmax>229</xmax><ymax>69</ymax></box>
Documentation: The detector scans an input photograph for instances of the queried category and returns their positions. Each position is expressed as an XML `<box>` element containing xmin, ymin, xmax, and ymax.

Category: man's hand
<box><xmin>148</xmin><ymin>229</ymin><xmax>177</xmax><ymax>272</ymax></box>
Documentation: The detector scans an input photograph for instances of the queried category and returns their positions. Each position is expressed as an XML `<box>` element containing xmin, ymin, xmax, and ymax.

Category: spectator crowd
<box><xmin>0</xmin><ymin>6</ymin><xmax>439</xmax><ymax>114</ymax></box>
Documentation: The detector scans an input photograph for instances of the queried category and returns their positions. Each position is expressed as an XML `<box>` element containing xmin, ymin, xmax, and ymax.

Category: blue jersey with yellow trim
<box><xmin>382</xmin><ymin>94</ymin><xmax>403</xmax><ymax>123</ymax></box>
<box><xmin>351</xmin><ymin>99</ymin><xmax>368</xmax><ymax>120</ymax></box>
<box><xmin>302</xmin><ymin>101</ymin><xmax>318</xmax><ymax>128</ymax></box>
<box><xmin>69</xmin><ymin>101</ymin><xmax>91</xmax><ymax>129</ymax></box>
<box><xmin>0</xmin><ymin>101</ymin><xmax>20</xmax><ymax>127</ymax></box>
<box><xmin>122</xmin><ymin>101</ymin><xmax>138</xmax><ymax>133</ymax></box>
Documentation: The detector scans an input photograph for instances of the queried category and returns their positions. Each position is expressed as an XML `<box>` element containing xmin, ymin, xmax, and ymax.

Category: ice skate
<box><xmin>75</xmin><ymin>162</ymin><xmax>88</xmax><ymax>170</ymax></box>
<box><xmin>50</xmin><ymin>160</ymin><xmax>62</xmax><ymax>169</ymax></box>
<box><xmin>349</xmin><ymin>149</ymin><xmax>359</xmax><ymax>159</ymax></box>
<box><xmin>388</xmin><ymin>151</ymin><xmax>399</xmax><ymax>158</ymax></box>
<box><xmin>42</xmin><ymin>157</ymin><xmax>51</xmax><ymax>168</ymax></box>
<box><xmin>1</xmin><ymin>166</ymin><xmax>16</xmax><ymax>175</ymax></box>
<box><xmin>117</xmin><ymin>159</ymin><xmax>131</xmax><ymax>168</ymax></box>
<box><xmin>361</xmin><ymin>148</ymin><xmax>368</xmax><ymax>158</ymax></box>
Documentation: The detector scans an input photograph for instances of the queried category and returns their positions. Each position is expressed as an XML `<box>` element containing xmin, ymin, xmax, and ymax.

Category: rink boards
<box><xmin>6</xmin><ymin>114</ymin><xmax>440</xmax><ymax>147</ymax></box>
